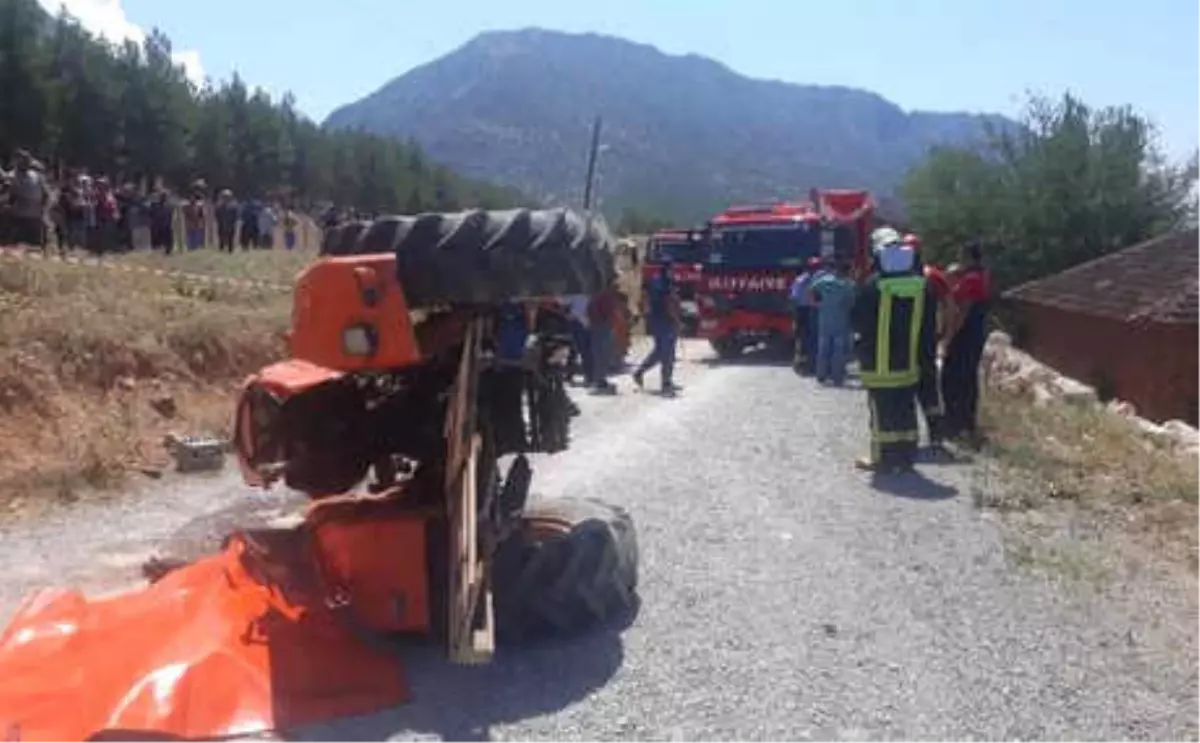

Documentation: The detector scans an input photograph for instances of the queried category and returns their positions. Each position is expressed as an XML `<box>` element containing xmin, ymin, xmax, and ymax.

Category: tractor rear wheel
<box><xmin>492</xmin><ymin>497</ymin><xmax>638</xmax><ymax>643</ymax></box>
<box><xmin>351</xmin><ymin>208</ymin><xmax>615</xmax><ymax>307</ymax></box>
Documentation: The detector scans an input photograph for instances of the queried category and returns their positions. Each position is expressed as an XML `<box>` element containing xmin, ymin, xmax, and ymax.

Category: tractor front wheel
<box><xmin>492</xmin><ymin>497</ymin><xmax>638</xmax><ymax>643</ymax></box>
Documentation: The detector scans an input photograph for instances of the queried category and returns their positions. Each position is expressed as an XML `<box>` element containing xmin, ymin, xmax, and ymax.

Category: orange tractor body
<box><xmin>0</xmin><ymin>208</ymin><xmax>639</xmax><ymax>741</ymax></box>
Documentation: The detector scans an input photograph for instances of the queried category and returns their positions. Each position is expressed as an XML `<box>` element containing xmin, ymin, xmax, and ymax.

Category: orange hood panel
<box><xmin>0</xmin><ymin>534</ymin><xmax>409</xmax><ymax>741</ymax></box>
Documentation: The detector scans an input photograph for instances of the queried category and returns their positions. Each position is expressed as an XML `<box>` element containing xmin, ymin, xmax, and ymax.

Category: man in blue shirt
<box><xmin>809</xmin><ymin>261</ymin><xmax>856</xmax><ymax>386</ymax></box>
<box><xmin>633</xmin><ymin>263</ymin><xmax>682</xmax><ymax>396</ymax></box>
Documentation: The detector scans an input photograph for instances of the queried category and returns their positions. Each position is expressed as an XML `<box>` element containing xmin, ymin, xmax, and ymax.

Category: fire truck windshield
<box><xmin>649</xmin><ymin>238</ymin><xmax>708</xmax><ymax>264</ymax></box>
<box><xmin>709</xmin><ymin>222</ymin><xmax>821</xmax><ymax>269</ymax></box>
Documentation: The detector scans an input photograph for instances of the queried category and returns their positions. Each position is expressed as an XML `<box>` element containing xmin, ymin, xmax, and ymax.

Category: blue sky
<box><xmin>41</xmin><ymin>0</ymin><xmax>1199</xmax><ymax>161</ymax></box>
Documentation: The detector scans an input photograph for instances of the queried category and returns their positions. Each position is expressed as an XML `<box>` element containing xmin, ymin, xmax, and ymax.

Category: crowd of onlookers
<box><xmin>0</xmin><ymin>148</ymin><xmax>305</xmax><ymax>256</ymax></box>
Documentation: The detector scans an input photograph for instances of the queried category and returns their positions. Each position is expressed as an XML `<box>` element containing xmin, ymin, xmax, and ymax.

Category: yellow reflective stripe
<box><xmin>876</xmin><ymin>289</ymin><xmax>892</xmax><ymax>380</ymax></box>
<box><xmin>908</xmin><ymin>286</ymin><xmax>925</xmax><ymax>383</ymax></box>
<box><xmin>860</xmin><ymin>370</ymin><xmax>919</xmax><ymax>388</ymax></box>
<box><xmin>865</xmin><ymin>275</ymin><xmax>926</xmax><ymax>387</ymax></box>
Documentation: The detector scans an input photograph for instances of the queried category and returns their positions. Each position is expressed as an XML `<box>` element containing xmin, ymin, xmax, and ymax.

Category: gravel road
<box><xmin>0</xmin><ymin>339</ymin><xmax>1195</xmax><ymax>741</ymax></box>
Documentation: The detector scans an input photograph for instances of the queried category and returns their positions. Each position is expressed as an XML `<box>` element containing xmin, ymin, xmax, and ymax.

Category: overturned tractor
<box><xmin>0</xmin><ymin>208</ymin><xmax>640</xmax><ymax>741</ymax></box>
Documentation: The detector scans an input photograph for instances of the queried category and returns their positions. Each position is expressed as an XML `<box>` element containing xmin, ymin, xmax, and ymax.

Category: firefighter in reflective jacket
<box><xmin>851</xmin><ymin>228</ymin><xmax>939</xmax><ymax>473</ymax></box>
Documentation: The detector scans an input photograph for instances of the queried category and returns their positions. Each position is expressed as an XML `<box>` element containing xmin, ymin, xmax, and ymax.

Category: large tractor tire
<box><xmin>319</xmin><ymin>220</ymin><xmax>371</xmax><ymax>256</ymax></box>
<box><xmin>492</xmin><ymin>497</ymin><xmax>638</xmax><ymax>643</ymax></box>
<box><xmin>349</xmin><ymin>208</ymin><xmax>616</xmax><ymax>307</ymax></box>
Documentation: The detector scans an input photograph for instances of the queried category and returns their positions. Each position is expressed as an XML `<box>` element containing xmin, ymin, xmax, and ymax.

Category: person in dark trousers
<box><xmin>633</xmin><ymin>261</ymin><xmax>682</xmax><ymax>396</ymax></box>
<box><xmin>851</xmin><ymin>228</ymin><xmax>938</xmax><ymax>474</ymax></box>
<box><xmin>91</xmin><ymin>177</ymin><xmax>118</xmax><ymax>255</ymax></box>
<box><xmin>787</xmin><ymin>261</ymin><xmax>816</xmax><ymax>372</ymax></box>
<box><xmin>114</xmin><ymin>183</ymin><xmax>138</xmax><ymax>252</ymax></box>
<box><xmin>491</xmin><ymin>301</ymin><xmax>537</xmax><ymax>454</ymax></box>
<box><xmin>587</xmin><ymin>280</ymin><xmax>620</xmax><ymax>395</ymax></box>
<box><xmin>908</xmin><ymin>246</ymin><xmax>947</xmax><ymax>447</ymax></box>
<box><xmin>803</xmin><ymin>258</ymin><xmax>831</xmax><ymax>374</ymax></box>
<box><xmin>563</xmin><ymin>294</ymin><xmax>593</xmax><ymax>386</ymax></box>
<box><xmin>214</xmin><ymin>189</ymin><xmax>238</xmax><ymax>253</ymax></box>
<box><xmin>148</xmin><ymin>188</ymin><xmax>175</xmax><ymax>253</ymax></box>
<box><xmin>239</xmin><ymin>199</ymin><xmax>261</xmax><ymax>250</ymax></box>
<box><xmin>57</xmin><ymin>174</ymin><xmax>89</xmax><ymax>254</ymax></box>
<box><xmin>939</xmin><ymin>242</ymin><xmax>992</xmax><ymax>447</ymax></box>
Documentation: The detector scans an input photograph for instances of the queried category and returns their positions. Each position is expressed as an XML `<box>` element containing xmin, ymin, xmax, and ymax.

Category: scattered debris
<box><xmin>163</xmin><ymin>433</ymin><xmax>227</xmax><ymax>473</ymax></box>
<box><xmin>149</xmin><ymin>395</ymin><xmax>177</xmax><ymax>419</ymax></box>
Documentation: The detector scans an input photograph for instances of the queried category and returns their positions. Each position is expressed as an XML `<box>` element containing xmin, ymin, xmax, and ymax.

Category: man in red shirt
<box><xmin>939</xmin><ymin>242</ymin><xmax>992</xmax><ymax>445</ymax></box>
<box><xmin>587</xmin><ymin>280</ymin><xmax>621</xmax><ymax>395</ymax></box>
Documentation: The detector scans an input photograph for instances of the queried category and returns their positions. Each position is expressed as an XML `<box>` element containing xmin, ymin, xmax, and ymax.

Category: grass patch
<box><xmin>1003</xmin><ymin>534</ymin><xmax>1112</xmax><ymax>585</ymax></box>
<box><xmin>0</xmin><ymin>252</ymin><xmax>291</xmax><ymax>512</ymax></box>
<box><xmin>978</xmin><ymin>383</ymin><xmax>1198</xmax><ymax>568</ymax></box>
<box><xmin>115</xmin><ymin>247</ymin><xmax>314</xmax><ymax>288</ymax></box>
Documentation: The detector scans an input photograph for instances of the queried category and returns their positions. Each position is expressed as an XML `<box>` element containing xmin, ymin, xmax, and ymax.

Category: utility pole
<box><xmin>582</xmin><ymin>116</ymin><xmax>603</xmax><ymax>212</ymax></box>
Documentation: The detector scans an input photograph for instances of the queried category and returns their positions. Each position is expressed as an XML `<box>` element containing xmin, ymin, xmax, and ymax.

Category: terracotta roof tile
<box><xmin>1004</xmin><ymin>229</ymin><xmax>1198</xmax><ymax>325</ymax></box>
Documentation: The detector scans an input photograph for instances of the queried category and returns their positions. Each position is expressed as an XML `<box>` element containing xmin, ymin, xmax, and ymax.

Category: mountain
<box><xmin>325</xmin><ymin>28</ymin><xmax>1015</xmax><ymax>224</ymax></box>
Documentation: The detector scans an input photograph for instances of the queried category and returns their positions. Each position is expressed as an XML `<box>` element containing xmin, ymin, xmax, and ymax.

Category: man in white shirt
<box><xmin>8</xmin><ymin>150</ymin><xmax>48</xmax><ymax>249</ymax></box>
<box><xmin>257</xmin><ymin>203</ymin><xmax>278</xmax><ymax>249</ymax></box>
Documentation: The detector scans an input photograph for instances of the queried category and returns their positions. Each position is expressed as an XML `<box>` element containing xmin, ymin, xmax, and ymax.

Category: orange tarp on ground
<box><xmin>0</xmin><ymin>533</ymin><xmax>409</xmax><ymax>741</ymax></box>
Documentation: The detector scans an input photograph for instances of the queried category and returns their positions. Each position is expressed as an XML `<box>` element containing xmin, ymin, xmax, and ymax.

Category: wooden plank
<box><xmin>448</xmin><ymin>433</ymin><xmax>494</xmax><ymax>664</ymax></box>
<box><xmin>446</xmin><ymin>321</ymin><xmax>472</xmax><ymax>496</ymax></box>
<box><xmin>443</xmin><ymin>315</ymin><xmax>497</xmax><ymax>665</ymax></box>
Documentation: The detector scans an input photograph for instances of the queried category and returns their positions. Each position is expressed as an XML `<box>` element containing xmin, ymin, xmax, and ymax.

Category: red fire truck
<box><xmin>696</xmin><ymin>190</ymin><xmax>875</xmax><ymax>360</ymax></box>
<box><xmin>642</xmin><ymin>228</ymin><xmax>710</xmax><ymax>337</ymax></box>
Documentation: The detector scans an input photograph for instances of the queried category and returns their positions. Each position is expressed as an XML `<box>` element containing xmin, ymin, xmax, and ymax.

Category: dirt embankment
<box><xmin>0</xmin><ymin>249</ymin><xmax>308</xmax><ymax>516</ymax></box>
<box><xmin>977</xmin><ymin>356</ymin><xmax>1198</xmax><ymax>572</ymax></box>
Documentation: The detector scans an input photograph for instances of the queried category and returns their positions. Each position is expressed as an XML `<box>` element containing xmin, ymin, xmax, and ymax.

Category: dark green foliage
<box><xmin>0</xmin><ymin>0</ymin><xmax>524</xmax><ymax>212</ymax></box>
<box><xmin>902</xmin><ymin>93</ymin><xmax>1197</xmax><ymax>290</ymax></box>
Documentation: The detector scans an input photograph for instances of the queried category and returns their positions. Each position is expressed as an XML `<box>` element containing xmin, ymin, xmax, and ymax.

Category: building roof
<box><xmin>1004</xmin><ymin>228</ymin><xmax>1198</xmax><ymax>325</ymax></box>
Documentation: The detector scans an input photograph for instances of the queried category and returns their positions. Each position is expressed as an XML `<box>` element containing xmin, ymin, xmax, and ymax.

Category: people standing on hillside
<box><xmin>283</xmin><ymin>208</ymin><xmax>298</xmax><ymax>250</ymax></box>
<box><xmin>587</xmin><ymin>280</ymin><xmax>621</xmax><ymax>395</ymax></box>
<box><xmin>91</xmin><ymin>177</ymin><xmax>118</xmax><ymax>255</ymax></box>
<box><xmin>809</xmin><ymin>260</ymin><xmax>856</xmax><ymax>386</ymax></box>
<box><xmin>148</xmin><ymin>187</ymin><xmax>176</xmax><ymax>254</ymax></box>
<box><xmin>8</xmin><ymin>150</ymin><xmax>49</xmax><ymax>250</ymax></box>
<box><xmin>182</xmin><ymin>183</ymin><xmax>207</xmax><ymax>251</ymax></box>
<box><xmin>214</xmin><ymin>189</ymin><xmax>238</xmax><ymax>253</ymax></box>
<box><xmin>115</xmin><ymin>182</ymin><xmax>138</xmax><ymax>252</ymax></box>
<box><xmin>633</xmin><ymin>261</ymin><xmax>682</xmax><ymax>396</ymax></box>
<box><xmin>850</xmin><ymin>228</ymin><xmax>938</xmax><ymax>474</ymax></box>
<box><xmin>257</xmin><ymin>201</ymin><xmax>278</xmax><ymax>249</ymax></box>
<box><xmin>76</xmin><ymin>174</ymin><xmax>96</xmax><ymax>254</ymax></box>
<box><xmin>939</xmin><ymin>242</ymin><xmax>992</xmax><ymax>448</ymax></box>
<box><xmin>239</xmin><ymin>199</ymin><xmax>261</xmax><ymax>250</ymax></box>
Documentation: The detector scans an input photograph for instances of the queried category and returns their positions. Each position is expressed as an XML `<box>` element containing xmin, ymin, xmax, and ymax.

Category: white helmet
<box><xmin>870</xmin><ymin>226</ymin><xmax>903</xmax><ymax>250</ymax></box>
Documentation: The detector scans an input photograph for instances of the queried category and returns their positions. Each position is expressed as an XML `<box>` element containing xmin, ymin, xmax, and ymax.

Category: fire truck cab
<box><xmin>642</xmin><ymin>228</ymin><xmax>710</xmax><ymax>337</ymax></box>
<box><xmin>696</xmin><ymin>190</ymin><xmax>875</xmax><ymax>360</ymax></box>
